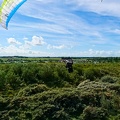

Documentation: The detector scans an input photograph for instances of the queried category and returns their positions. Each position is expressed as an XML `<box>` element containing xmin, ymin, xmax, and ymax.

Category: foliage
<box><xmin>101</xmin><ymin>75</ymin><xmax>119</xmax><ymax>83</ymax></box>
<box><xmin>81</xmin><ymin>106</ymin><xmax>108</xmax><ymax>120</ymax></box>
<box><xmin>0</xmin><ymin>61</ymin><xmax>120</xmax><ymax>119</ymax></box>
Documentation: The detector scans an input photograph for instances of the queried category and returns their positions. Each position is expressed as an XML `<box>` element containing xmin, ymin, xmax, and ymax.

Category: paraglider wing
<box><xmin>0</xmin><ymin>0</ymin><xmax>27</xmax><ymax>29</ymax></box>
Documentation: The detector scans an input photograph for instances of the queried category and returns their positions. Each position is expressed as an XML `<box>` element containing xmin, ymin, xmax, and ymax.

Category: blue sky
<box><xmin>0</xmin><ymin>0</ymin><xmax>120</xmax><ymax>57</ymax></box>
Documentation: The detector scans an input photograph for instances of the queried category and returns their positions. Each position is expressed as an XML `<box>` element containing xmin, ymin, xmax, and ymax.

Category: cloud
<box><xmin>0</xmin><ymin>44</ymin><xmax>120</xmax><ymax>57</ymax></box>
<box><xmin>0</xmin><ymin>45</ymin><xmax>24</xmax><ymax>55</ymax></box>
<box><xmin>17</xmin><ymin>0</ymin><xmax>87</xmax><ymax>34</ymax></box>
<box><xmin>6</xmin><ymin>36</ymin><xmax>46</xmax><ymax>55</ymax></box>
<box><xmin>23</xmin><ymin>36</ymin><xmax>46</xmax><ymax>46</ymax></box>
<box><xmin>23</xmin><ymin>37</ymin><xmax>28</xmax><ymax>40</ymax></box>
<box><xmin>0</xmin><ymin>44</ymin><xmax>53</xmax><ymax>57</ymax></box>
<box><xmin>65</xmin><ymin>0</ymin><xmax>120</xmax><ymax>17</ymax></box>
<box><xmin>31</xmin><ymin>36</ymin><xmax>46</xmax><ymax>46</ymax></box>
<box><xmin>7</xmin><ymin>38</ymin><xmax>21</xmax><ymax>45</ymax></box>
<box><xmin>16</xmin><ymin>0</ymin><xmax>108</xmax><ymax>38</ymax></box>
<box><xmin>79</xmin><ymin>49</ymin><xmax>113</xmax><ymax>57</ymax></box>
<box><xmin>47</xmin><ymin>44</ymin><xmax>66</xmax><ymax>49</ymax></box>
<box><xmin>109</xmin><ymin>29</ymin><xmax>120</xmax><ymax>34</ymax></box>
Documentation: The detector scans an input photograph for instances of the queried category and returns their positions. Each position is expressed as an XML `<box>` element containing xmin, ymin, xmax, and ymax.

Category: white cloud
<box><xmin>21</xmin><ymin>36</ymin><xmax>46</xmax><ymax>47</ymax></box>
<box><xmin>19</xmin><ymin>42</ymin><xmax>31</xmax><ymax>50</ymax></box>
<box><xmin>7</xmin><ymin>38</ymin><xmax>21</xmax><ymax>45</ymax></box>
<box><xmin>47</xmin><ymin>44</ymin><xmax>66</xmax><ymax>49</ymax></box>
<box><xmin>23</xmin><ymin>37</ymin><xmax>28</xmax><ymax>40</ymax></box>
<box><xmin>65</xmin><ymin>0</ymin><xmax>120</xmax><ymax>17</ymax></box>
<box><xmin>16</xmin><ymin>0</ymin><xmax>107</xmax><ymax>38</ymax></box>
<box><xmin>31</xmin><ymin>36</ymin><xmax>46</xmax><ymax>46</ymax></box>
<box><xmin>0</xmin><ymin>44</ymin><xmax>53</xmax><ymax>57</ymax></box>
<box><xmin>0</xmin><ymin>44</ymin><xmax>120</xmax><ymax>57</ymax></box>
<box><xmin>79</xmin><ymin>49</ymin><xmax>113</xmax><ymax>57</ymax></box>
<box><xmin>17</xmin><ymin>1</ymin><xmax>86</xmax><ymax>34</ymax></box>
<box><xmin>109</xmin><ymin>29</ymin><xmax>120</xmax><ymax>34</ymax></box>
<box><xmin>5</xmin><ymin>36</ymin><xmax>46</xmax><ymax>56</ymax></box>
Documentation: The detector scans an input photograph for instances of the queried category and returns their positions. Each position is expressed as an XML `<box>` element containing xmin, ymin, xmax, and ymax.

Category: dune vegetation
<box><xmin>0</xmin><ymin>58</ymin><xmax>120</xmax><ymax>120</ymax></box>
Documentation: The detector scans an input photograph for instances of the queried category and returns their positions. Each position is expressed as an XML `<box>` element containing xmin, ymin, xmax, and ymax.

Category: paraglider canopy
<box><xmin>0</xmin><ymin>0</ymin><xmax>27</xmax><ymax>29</ymax></box>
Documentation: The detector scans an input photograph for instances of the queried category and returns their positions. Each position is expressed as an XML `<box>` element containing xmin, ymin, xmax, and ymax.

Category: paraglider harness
<box><xmin>61</xmin><ymin>57</ymin><xmax>73</xmax><ymax>73</ymax></box>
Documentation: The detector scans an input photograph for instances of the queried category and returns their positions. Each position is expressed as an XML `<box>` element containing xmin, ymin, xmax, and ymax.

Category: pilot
<box><xmin>65</xmin><ymin>59</ymin><xmax>73</xmax><ymax>73</ymax></box>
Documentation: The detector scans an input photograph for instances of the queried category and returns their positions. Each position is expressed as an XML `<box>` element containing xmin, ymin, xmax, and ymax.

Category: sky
<box><xmin>0</xmin><ymin>0</ymin><xmax>120</xmax><ymax>57</ymax></box>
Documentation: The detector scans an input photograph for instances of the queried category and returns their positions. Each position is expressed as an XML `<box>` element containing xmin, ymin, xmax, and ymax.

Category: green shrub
<box><xmin>0</xmin><ymin>96</ymin><xmax>8</xmax><ymax>111</ymax></box>
<box><xmin>81</xmin><ymin>106</ymin><xmax>108</xmax><ymax>120</ymax></box>
<box><xmin>84</xmin><ymin>68</ymin><xmax>95</xmax><ymax>81</ymax></box>
<box><xmin>5</xmin><ymin>70</ymin><xmax>22</xmax><ymax>90</ymax></box>
<box><xmin>108</xmin><ymin>114</ymin><xmax>120</xmax><ymax>120</ymax></box>
<box><xmin>0</xmin><ymin>70</ymin><xmax>6</xmax><ymax>90</ymax></box>
<box><xmin>84</xmin><ymin>68</ymin><xmax>103</xmax><ymax>81</ymax></box>
<box><xmin>101</xmin><ymin>75</ymin><xmax>118</xmax><ymax>83</ymax></box>
<box><xmin>17</xmin><ymin>84</ymin><xmax>49</xmax><ymax>97</ymax></box>
<box><xmin>0</xmin><ymin>62</ymin><xmax>120</xmax><ymax>120</ymax></box>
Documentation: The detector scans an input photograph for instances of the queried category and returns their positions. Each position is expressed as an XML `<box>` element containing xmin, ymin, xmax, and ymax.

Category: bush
<box><xmin>84</xmin><ymin>68</ymin><xmax>103</xmax><ymax>81</ymax></box>
<box><xmin>101</xmin><ymin>75</ymin><xmax>118</xmax><ymax>83</ymax></box>
<box><xmin>81</xmin><ymin>106</ymin><xmax>108</xmax><ymax>120</ymax></box>
<box><xmin>17</xmin><ymin>84</ymin><xmax>49</xmax><ymax>97</ymax></box>
<box><xmin>0</xmin><ymin>62</ymin><xmax>120</xmax><ymax>120</ymax></box>
<box><xmin>0</xmin><ymin>70</ymin><xmax>6</xmax><ymax>90</ymax></box>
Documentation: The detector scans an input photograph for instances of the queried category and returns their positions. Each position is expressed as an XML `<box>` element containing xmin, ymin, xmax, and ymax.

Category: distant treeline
<box><xmin>0</xmin><ymin>56</ymin><xmax>120</xmax><ymax>63</ymax></box>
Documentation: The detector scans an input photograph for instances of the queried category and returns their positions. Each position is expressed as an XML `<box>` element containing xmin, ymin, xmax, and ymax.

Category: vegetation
<box><xmin>0</xmin><ymin>57</ymin><xmax>120</xmax><ymax>120</ymax></box>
